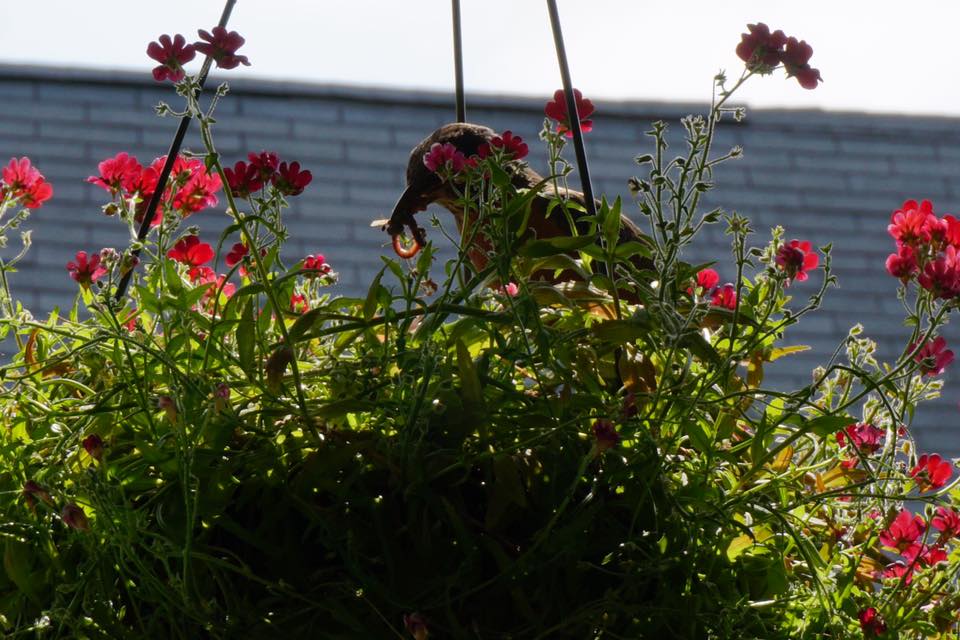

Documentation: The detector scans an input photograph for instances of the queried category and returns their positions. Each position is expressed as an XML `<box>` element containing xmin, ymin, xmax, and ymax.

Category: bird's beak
<box><xmin>383</xmin><ymin>185</ymin><xmax>427</xmax><ymax>237</ymax></box>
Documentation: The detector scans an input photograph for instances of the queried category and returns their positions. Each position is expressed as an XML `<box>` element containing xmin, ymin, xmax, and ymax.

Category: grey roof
<box><xmin>0</xmin><ymin>64</ymin><xmax>957</xmax><ymax>454</ymax></box>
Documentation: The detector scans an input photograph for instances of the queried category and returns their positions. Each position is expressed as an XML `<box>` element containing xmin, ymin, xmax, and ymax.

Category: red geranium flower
<box><xmin>918</xmin><ymin>248</ymin><xmax>960</xmax><ymax>298</ymax></box>
<box><xmin>911</xmin><ymin>336</ymin><xmax>954</xmax><ymax>376</ymax></box>
<box><xmin>2</xmin><ymin>157</ymin><xmax>53</xmax><ymax>209</ymax></box>
<box><xmin>173</xmin><ymin>166</ymin><xmax>222</xmax><ymax>215</ymax></box>
<box><xmin>225</xmin><ymin>242</ymin><xmax>248</xmax><ymax>268</ymax></box>
<box><xmin>302</xmin><ymin>254</ymin><xmax>330</xmax><ymax>277</ymax></box>
<box><xmin>885</xmin><ymin>244</ymin><xmax>918</xmax><ymax>281</ymax></box>
<box><xmin>835</xmin><ymin>422</ymin><xmax>884</xmax><ymax>467</ymax></box>
<box><xmin>882</xmin><ymin>560</ymin><xmax>915</xmax><ymax>585</ymax></box>
<box><xmin>290</xmin><ymin>293</ymin><xmax>309</xmax><ymax>313</ymax></box>
<box><xmin>423</xmin><ymin>142</ymin><xmax>467</xmax><ymax>175</ymax></box>
<box><xmin>167</xmin><ymin>236</ymin><xmax>215</xmax><ymax>268</ymax></box>
<box><xmin>710</xmin><ymin>283</ymin><xmax>737</xmax><ymax>310</ymax></box>
<box><xmin>689</xmin><ymin>268</ymin><xmax>720</xmax><ymax>295</ymax></box>
<box><xmin>903</xmin><ymin>542</ymin><xmax>948</xmax><ymax>567</ymax></box>
<box><xmin>191</xmin><ymin>269</ymin><xmax>236</xmax><ymax>311</ymax></box>
<box><xmin>736</xmin><ymin>23</ymin><xmax>787</xmax><ymax>72</ymax></box>
<box><xmin>910</xmin><ymin>453</ymin><xmax>953</xmax><ymax>492</ymax></box>
<box><xmin>858</xmin><ymin>608</ymin><xmax>887</xmax><ymax>637</ymax></box>
<box><xmin>66</xmin><ymin>251</ymin><xmax>108</xmax><ymax>288</ymax></box>
<box><xmin>932</xmin><ymin>506</ymin><xmax>960</xmax><ymax>541</ymax></box>
<box><xmin>878</xmin><ymin>509</ymin><xmax>925</xmax><ymax>552</ymax></box>
<box><xmin>87</xmin><ymin>152</ymin><xmax>144</xmax><ymax>196</ymax></box>
<box><xmin>146</xmin><ymin>34</ymin><xmax>196</xmax><ymax>82</ymax></box>
<box><xmin>194</xmin><ymin>27</ymin><xmax>250</xmax><ymax>70</ymax></box>
<box><xmin>781</xmin><ymin>37</ymin><xmax>822</xmax><ymax>90</ymax></box>
<box><xmin>889</xmin><ymin>199</ymin><xmax>939</xmax><ymax>248</ymax></box>
<box><xmin>248</xmin><ymin>151</ymin><xmax>280</xmax><ymax>181</ymax></box>
<box><xmin>545</xmin><ymin>88</ymin><xmax>595</xmax><ymax>137</ymax></box>
<box><xmin>478</xmin><ymin>130</ymin><xmax>529</xmax><ymax>160</ymax></box>
<box><xmin>272</xmin><ymin>161</ymin><xmax>313</xmax><ymax>196</ymax></box>
<box><xmin>775</xmin><ymin>239</ymin><xmax>818</xmax><ymax>282</ymax></box>
<box><xmin>223</xmin><ymin>160</ymin><xmax>263</xmax><ymax>198</ymax></box>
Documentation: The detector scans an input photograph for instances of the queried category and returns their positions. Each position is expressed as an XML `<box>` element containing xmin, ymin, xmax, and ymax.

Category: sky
<box><xmin>1</xmin><ymin>1</ymin><xmax>958</xmax><ymax>116</ymax></box>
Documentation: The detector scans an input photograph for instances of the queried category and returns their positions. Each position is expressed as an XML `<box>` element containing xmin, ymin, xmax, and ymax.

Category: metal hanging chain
<box><xmin>451</xmin><ymin>0</ymin><xmax>466</xmax><ymax>122</ymax></box>
<box><xmin>114</xmin><ymin>0</ymin><xmax>239</xmax><ymax>302</ymax></box>
<box><xmin>546</xmin><ymin>0</ymin><xmax>596</xmax><ymax>219</ymax></box>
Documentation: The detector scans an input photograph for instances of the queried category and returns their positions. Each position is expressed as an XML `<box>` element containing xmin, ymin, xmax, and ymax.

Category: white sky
<box><xmin>2</xmin><ymin>1</ymin><xmax>959</xmax><ymax>116</ymax></box>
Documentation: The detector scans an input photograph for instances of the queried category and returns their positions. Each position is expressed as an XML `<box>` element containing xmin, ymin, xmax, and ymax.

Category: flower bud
<box><xmin>61</xmin><ymin>503</ymin><xmax>90</xmax><ymax>531</ymax></box>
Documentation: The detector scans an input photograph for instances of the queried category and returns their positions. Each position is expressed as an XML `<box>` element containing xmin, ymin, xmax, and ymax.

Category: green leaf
<box><xmin>237</xmin><ymin>298</ymin><xmax>255</xmax><ymax>376</ymax></box>
<box><xmin>456</xmin><ymin>339</ymin><xmax>482</xmax><ymax>405</ymax></box>
<box><xmin>806</xmin><ymin>414</ymin><xmax>853</xmax><ymax>438</ymax></box>
<box><xmin>767</xmin><ymin>345</ymin><xmax>810</xmax><ymax>361</ymax></box>
<box><xmin>363</xmin><ymin>268</ymin><xmax>386</xmax><ymax>321</ymax></box>
<box><xmin>518</xmin><ymin>235</ymin><xmax>597</xmax><ymax>258</ymax></box>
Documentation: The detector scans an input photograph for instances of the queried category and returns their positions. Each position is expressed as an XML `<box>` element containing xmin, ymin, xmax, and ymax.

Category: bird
<box><xmin>380</xmin><ymin>122</ymin><xmax>654</xmax><ymax>289</ymax></box>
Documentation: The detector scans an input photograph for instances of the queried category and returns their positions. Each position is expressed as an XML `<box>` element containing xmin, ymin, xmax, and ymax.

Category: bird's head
<box><xmin>382</xmin><ymin>123</ymin><xmax>497</xmax><ymax>251</ymax></box>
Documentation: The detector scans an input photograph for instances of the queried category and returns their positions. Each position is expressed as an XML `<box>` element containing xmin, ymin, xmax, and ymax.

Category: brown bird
<box><xmin>382</xmin><ymin>122</ymin><xmax>653</xmax><ymax>286</ymax></box>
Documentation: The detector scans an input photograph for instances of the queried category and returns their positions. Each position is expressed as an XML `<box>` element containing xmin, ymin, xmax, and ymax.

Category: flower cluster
<box><xmin>545</xmin><ymin>88</ymin><xmax>595</xmax><ymax>137</ymax></box>
<box><xmin>688</xmin><ymin>268</ymin><xmax>738</xmax><ymax>310</ymax></box>
<box><xmin>885</xmin><ymin>199</ymin><xmax>960</xmax><ymax>303</ymax></box>
<box><xmin>736</xmin><ymin>23</ymin><xmax>822</xmax><ymax>89</ymax></box>
<box><xmin>147</xmin><ymin>27</ymin><xmax>249</xmax><ymax>82</ymax></box>
<box><xmin>477</xmin><ymin>131</ymin><xmax>529</xmax><ymax>161</ymax></box>
<box><xmin>876</xmin><ymin>507</ymin><xmax>955</xmax><ymax>586</ymax></box>
<box><xmin>835</xmin><ymin>422</ymin><xmax>884</xmax><ymax>468</ymax></box>
<box><xmin>87</xmin><ymin>152</ymin><xmax>221</xmax><ymax>224</ymax></box>
<box><xmin>223</xmin><ymin>151</ymin><xmax>313</xmax><ymax>198</ymax></box>
<box><xmin>2</xmin><ymin>157</ymin><xmax>53</xmax><ymax>209</ymax></box>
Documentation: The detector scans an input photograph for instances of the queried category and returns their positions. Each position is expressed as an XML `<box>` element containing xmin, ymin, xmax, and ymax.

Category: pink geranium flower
<box><xmin>781</xmin><ymin>37</ymin><xmax>822</xmax><ymax>89</ymax></box>
<box><xmin>886</xmin><ymin>244</ymin><xmax>918</xmax><ymax>281</ymax></box>
<box><xmin>710</xmin><ymin>283</ymin><xmax>737</xmax><ymax>310</ymax></box>
<box><xmin>932</xmin><ymin>506</ymin><xmax>960</xmax><ymax>541</ymax></box>
<box><xmin>477</xmin><ymin>130</ymin><xmax>529</xmax><ymax>160</ymax></box>
<box><xmin>87</xmin><ymin>152</ymin><xmax>144</xmax><ymax>196</ymax></box>
<box><xmin>878</xmin><ymin>509</ymin><xmax>925</xmax><ymax>552</ymax></box>
<box><xmin>194</xmin><ymin>27</ymin><xmax>250</xmax><ymax>70</ymax></box>
<box><xmin>2</xmin><ymin>157</ymin><xmax>53</xmax><ymax>208</ymax></box>
<box><xmin>735</xmin><ymin>23</ymin><xmax>787</xmax><ymax>72</ymax></box>
<box><xmin>423</xmin><ymin>142</ymin><xmax>467</xmax><ymax>175</ymax></box>
<box><xmin>888</xmin><ymin>199</ymin><xmax>939</xmax><ymax>248</ymax></box>
<box><xmin>911</xmin><ymin>336</ymin><xmax>954</xmax><ymax>376</ymax></box>
<box><xmin>147</xmin><ymin>34</ymin><xmax>196</xmax><ymax>82</ymax></box>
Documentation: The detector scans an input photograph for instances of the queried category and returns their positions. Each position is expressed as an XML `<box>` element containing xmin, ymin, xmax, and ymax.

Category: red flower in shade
<box><xmin>710</xmin><ymin>283</ymin><xmax>738</xmax><ymax>310</ymax></box>
<box><xmin>835</xmin><ymin>422</ymin><xmax>884</xmax><ymax>467</ymax></box>
<box><xmin>423</xmin><ymin>142</ymin><xmax>468</xmax><ymax>175</ymax></box>
<box><xmin>302</xmin><ymin>254</ymin><xmax>331</xmax><ymax>277</ymax></box>
<box><xmin>22</xmin><ymin>480</ymin><xmax>54</xmax><ymax>509</ymax></box>
<box><xmin>223</xmin><ymin>161</ymin><xmax>263</xmax><ymax>198</ymax></box>
<box><xmin>942</xmin><ymin>214</ymin><xmax>960</xmax><ymax>248</ymax></box>
<box><xmin>888</xmin><ymin>199</ymin><xmax>939</xmax><ymax>248</ymax></box>
<box><xmin>910</xmin><ymin>453</ymin><xmax>953</xmax><ymax>492</ymax></box>
<box><xmin>225</xmin><ymin>242</ymin><xmax>248</xmax><ymax>268</ymax></box>
<box><xmin>191</xmin><ymin>269</ymin><xmax>236</xmax><ymax>311</ymax></box>
<box><xmin>878</xmin><ymin>509</ymin><xmax>925</xmax><ymax>552</ymax></box>
<box><xmin>736</xmin><ymin>23</ymin><xmax>787</xmax><ymax>71</ymax></box>
<box><xmin>248</xmin><ymin>151</ymin><xmax>280</xmax><ymax>182</ymax></box>
<box><xmin>918</xmin><ymin>247</ymin><xmax>960</xmax><ymax>298</ymax></box>
<box><xmin>932</xmin><ymin>506</ymin><xmax>960</xmax><ymax>541</ymax></box>
<box><xmin>82</xmin><ymin>434</ymin><xmax>104</xmax><ymax>461</ymax></box>
<box><xmin>67</xmin><ymin>251</ymin><xmax>108</xmax><ymax>288</ymax></box>
<box><xmin>193</xmin><ymin>27</ymin><xmax>250</xmax><ymax>70</ymax></box>
<box><xmin>775</xmin><ymin>239</ymin><xmax>818</xmax><ymax>282</ymax></box>
<box><xmin>61</xmin><ymin>503</ymin><xmax>90</xmax><ymax>532</ymax></box>
<box><xmin>781</xmin><ymin>37</ymin><xmax>822</xmax><ymax>90</ymax></box>
<box><xmin>272</xmin><ymin>161</ymin><xmax>313</xmax><ymax>196</ymax></box>
<box><xmin>2</xmin><ymin>157</ymin><xmax>53</xmax><ymax>208</ymax></box>
<box><xmin>886</xmin><ymin>244</ymin><xmax>918</xmax><ymax>281</ymax></box>
<box><xmin>911</xmin><ymin>336</ymin><xmax>955</xmax><ymax>376</ymax></box>
<box><xmin>545</xmin><ymin>88</ymin><xmax>595</xmax><ymax>137</ymax></box>
<box><xmin>87</xmin><ymin>152</ymin><xmax>144</xmax><ymax>196</ymax></box>
<box><xmin>593</xmin><ymin>419</ymin><xmax>620</xmax><ymax>453</ymax></box>
<box><xmin>478</xmin><ymin>130</ymin><xmax>529</xmax><ymax>160</ymax></box>
<box><xmin>403</xmin><ymin>612</ymin><xmax>429</xmax><ymax>640</ymax></box>
<box><xmin>290</xmin><ymin>293</ymin><xmax>309</xmax><ymax>313</ymax></box>
<box><xmin>146</xmin><ymin>34</ymin><xmax>196</xmax><ymax>82</ymax></box>
<box><xmin>167</xmin><ymin>236</ymin><xmax>214</xmax><ymax>268</ymax></box>
<box><xmin>858</xmin><ymin>607</ymin><xmax>887</xmax><ymax>637</ymax></box>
